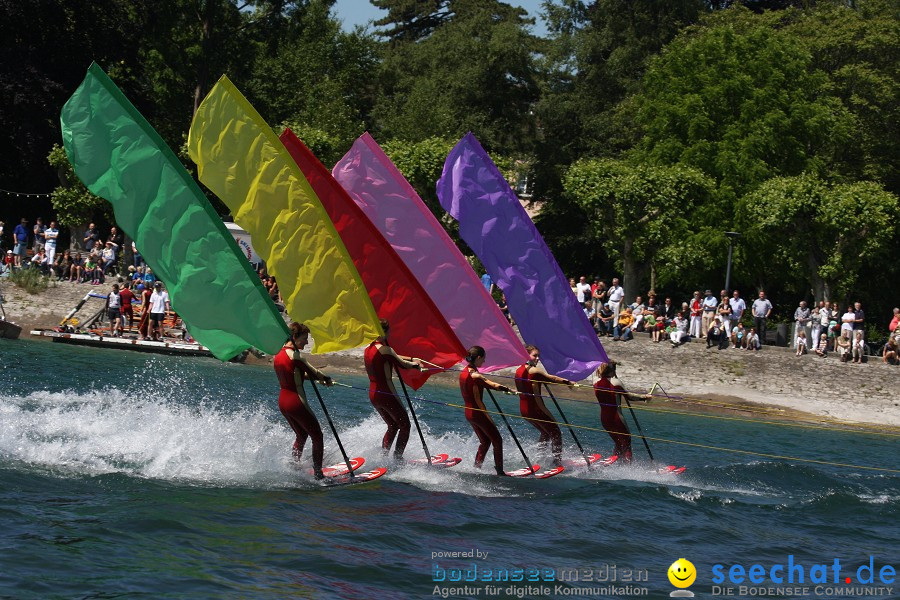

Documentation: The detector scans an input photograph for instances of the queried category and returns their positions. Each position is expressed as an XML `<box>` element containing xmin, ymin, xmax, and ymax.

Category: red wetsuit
<box><xmin>274</xmin><ymin>346</ymin><xmax>324</xmax><ymax>470</ymax></box>
<box><xmin>515</xmin><ymin>364</ymin><xmax>562</xmax><ymax>462</ymax></box>
<box><xmin>594</xmin><ymin>376</ymin><xmax>632</xmax><ymax>461</ymax></box>
<box><xmin>364</xmin><ymin>340</ymin><xmax>411</xmax><ymax>456</ymax></box>
<box><xmin>460</xmin><ymin>366</ymin><xmax>503</xmax><ymax>473</ymax></box>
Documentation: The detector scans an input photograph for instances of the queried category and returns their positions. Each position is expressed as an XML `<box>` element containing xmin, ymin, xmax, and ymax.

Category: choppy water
<box><xmin>1</xmin><ymin>339</ymin><xmax>897</xmax><ymax>599</ymax></box>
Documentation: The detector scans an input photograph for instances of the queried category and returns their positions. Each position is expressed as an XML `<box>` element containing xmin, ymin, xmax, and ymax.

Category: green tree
<box><xmin>632</xmin><ymin>7</ymin><xmax>856</xmax><ymax>203</ymax></box>
<box><xmin>739</xmin><ymin>174</ymin><xmax>899</xmax><ymax>304</ymax></box>
<box><xmin>47</xmin><ymin>144</ymin><xmax>110</xmax><ymax>247</ymax></box>
<box><xmin>372</xmin><ymin>0</ymin><xmax>540</xmax><ymax>154</ymax></box>
<box><xmin>563</xmin><ymin>158</ymin><xmax>714</xmax><ymax>298</ymax></box>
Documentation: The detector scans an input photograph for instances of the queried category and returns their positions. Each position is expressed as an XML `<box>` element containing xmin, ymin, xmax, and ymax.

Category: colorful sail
<box><xmin>60</xmin><ymin>63</ymin><xmax>289</xmax><ymax>361</ymax></box>
<box><xmin>437</xmin><ymin>133</ymin><xmax>608</xmax><ymax>380</ymax></box>
<box><xmin>332</xmin><ymin>133</ymin><xmax>528</xmax><ymax>372</ymax></box>
<box><xmin>188</xmin><ymin>77</ymin><xmax>381</xmax><ymax>353</ymax></box>
<box><xmin>280</xmin><ymin>129</ymin><xmax>465</xmax><ymax>388</ymax></box>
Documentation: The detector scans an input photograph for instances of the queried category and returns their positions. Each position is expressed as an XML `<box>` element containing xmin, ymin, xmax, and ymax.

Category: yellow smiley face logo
<box><xmin>668</xmin><ymin>558</ymin><xmax>696</xmax><ymax>588</ymax></box>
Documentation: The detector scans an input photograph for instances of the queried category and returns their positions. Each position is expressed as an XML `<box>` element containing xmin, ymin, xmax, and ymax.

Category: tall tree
<box><xmin>372</xmin><ymin>0</ymin><xmax>540</xmax><ymax>154</ymax></box>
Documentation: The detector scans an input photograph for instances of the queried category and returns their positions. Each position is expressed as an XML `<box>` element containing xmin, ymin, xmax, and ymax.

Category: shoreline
<box><xmin>3</xmin><ymin>278</ymin><xmax>899</xmax><ymax>430</ymax></box>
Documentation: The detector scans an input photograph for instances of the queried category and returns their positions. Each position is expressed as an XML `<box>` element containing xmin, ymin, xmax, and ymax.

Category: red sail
<box><xmin>280</xmin><ymin>129</ymin><xmax>465</xmax><ymax>389</ymax></box>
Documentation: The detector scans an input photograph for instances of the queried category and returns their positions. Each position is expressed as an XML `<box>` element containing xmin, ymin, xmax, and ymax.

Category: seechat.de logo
<box><xmin>668</xmin><ymin>558</ymin><xmax>697</xmax><ymax>598</ymax></box>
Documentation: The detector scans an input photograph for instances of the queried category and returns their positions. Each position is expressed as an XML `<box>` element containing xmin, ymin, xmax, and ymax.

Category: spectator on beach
<box><xmin>13</xmin><ymin>218</ymin><xmax>28</xmax><ymax>268</ymax></box>
<box><xmin>148</xmin><ymin>281</ymin><xmax>170</xmax><ymax>341</ymax></box>
<box><xmin>576</xmin><ymin>276</ymin><xmax>592</xmax><ymax>304</ymax></box>
<box><xmin>53</xmin><ymin>249</ymin><xmax>72</xmax><ymax>281</ymax></box>
<box><xmin>101</xmin><ymin>241</ymin><xmax>117</xmax><ymax>276</ymax></box>
<box><xmin>815</xmin><ymin>333</ymin><xmax>829</xmax><ymax>357</ymax></box>
<box><xmin>851</xmin><ymin>330</ymin><xmax>865</xmax><ymax>364</ymax></box>
<box><xmin>69</xmin><ymin>252</ymin><xmax>84</xmax><ymax>282</ymax></box>
<box><xmin>32</xmin><ymin>217</ymin><xmax>46</xmax><ymax>253</ymax></box>
<box><xmin>670</xmin><ymin>312</ymin><xmax>689</xmax><ymax>347</ymax></box>
<box><xmin>836</xmin><ymin>331</ymin><xmax>852</xmax><ymax>362</ymax></box>
<box><xmin>853</xmin><ymin>302</ymin><xmax>865</xmax><ymax>339</ymax></box>
<box><xmin>883</xmin><ymin>338</ymin><xmax>899</xmax><ymax>365</ymax></box>
<box><xmin>751</xmin><ymin>291</ymin><xmax>773</xmax><ymax>344</ymax></box>
<box><xmin>689</xmin><ymin>291</ymin><xmax>702</xmax><ymax>338</ymax></box>
<box><xmin>607</xmin><ymin>278</ymin><xmax>625</xmax><ymax>325</ymax></box>
<box><xmin>613</xmin><ymin>307</ymin><xmax>634</xmax><ymax>341</ymax></box>
<box><xmin>83</xmin><ymin>223</ymin><xmax>99</xmax><ymax>251</ymax></box>
<box><xmin>729</xmin><ymin>290</ymin><xmax>746</xmax><ymax>334</ymax></box>
<box><xmin>794</xmin><ymin>301</ymin><xmax>812</xmax><ymax>348</ymax></box>
<box><xmin>717</xmin><ymin>292</ymin><xmax>732</xmax><ymax>335</ymax></box>
<box><xmin>745</xmin><ymin>327</ymin><xmax>761</xmax><ymax>351</ymax></box>
<box><xmin>44</xmin><ymin>220</ymin><xmax>59</xmax><ymax>264</ymax></box>
<box><xmin>701</xmin><ymin>289</ymin><xmax>718</xmax><ymax>337</ymax></box>
<box><xmin>731</xmin><ymin>322</ymin><xmax>747</xmax><ymax>349</ymax></box>
<box><xmin>596</xmin><ymin>303</ymin><xmax>614</xmax><ymax>337</ymax></box>
<box><xmin>796</xmin><ymin>330</ymin><xmax>808</xmax><ymax>356</ymax></box>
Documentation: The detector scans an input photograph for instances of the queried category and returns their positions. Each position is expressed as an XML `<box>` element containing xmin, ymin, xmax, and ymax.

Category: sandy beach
<box><xmin>3</xmin><ymin>278</ymin><xmax>898</xmax><ymax>430</ymax></box>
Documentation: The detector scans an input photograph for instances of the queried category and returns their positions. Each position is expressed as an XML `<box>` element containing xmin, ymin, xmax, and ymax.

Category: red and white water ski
<box><xmin>503</xmin><ymin>464</ymin><xmax>565</xmax><ymax>479</ymax></box>
<box><xmin>562</xmin><ymin>453</ymin><xmax>617</xmax><ymax>468</ymax></box>
<box><xmin>310</xmin><ymin>456</ymin><xmax>365</xmax><ymax>478</ymax></box>
<box><xmin>408</xmin><ymin>453</ymin><xmax>462</xmax><ymax>468</ymax></box>
<box><xmin>657</xmin><ymin>465</ymin><xmax>687</xmax><ymax>475</ymax></box>
<box><xmin>322</xmin><ymin>467</ymin><xmax>388</xmax><ymax>487</ymax></box>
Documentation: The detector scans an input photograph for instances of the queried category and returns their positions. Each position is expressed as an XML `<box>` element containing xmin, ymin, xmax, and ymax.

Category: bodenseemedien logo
<box><xmin>668</xmin><ymin>558</ymin><xmax>697</xmax><ymax>598</ymax></box>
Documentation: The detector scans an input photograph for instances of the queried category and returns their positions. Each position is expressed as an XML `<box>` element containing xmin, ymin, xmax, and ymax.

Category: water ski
<box><xmin>321</xmin><ymin>467</ymin><xmax>387</xmax><ymax>487</ymax></box>
<box><xmin>503</xmin><ymin>465</ymin><xmax>565</xmax><ymax>479</ymax></box>
<box><xmin>562</xmin><ymin>453</ymin><xmax>617</xmax><ymax>468</ymax></box>
<box><xmin>310</xmin><ymin>457</ymin><xmax>365</xmax><ymax>478</ymax></box>
<box><xmin>657</xmin><ymin>465</ymin><xmax>687</xmax><ymax>475</ymax></box>
<box><xmin>408</xmin><ymin>453</ymin><xmax>462</xmax><ymax>468</ymax></box>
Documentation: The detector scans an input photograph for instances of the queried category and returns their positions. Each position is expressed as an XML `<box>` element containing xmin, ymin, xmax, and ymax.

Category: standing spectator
<box><xmin>717</xmin><ymin>292</ymin><xmax>733</xmax><ymax>336</ymax></box>
<box><xmin>811</xmin><ymin>301</ymin><xmax>827</xmax><ymax>345</ymax></box>
<box><xmin>132</xmin><ymin>240</ymin><xmax>144</xmax><ymax>269</ymax></box>
<box><xmin>591</xmin><ymin>279</ymin><xmax>606</xmax><ymax>315</ymax></box>
<box><xmin>613</xmin><ymin>307</ymin><xmax>634</xmax><ymax>341</ymax></box>
<box><xmin>12</xmin><ymin>218</ymin><xmax>28</xmax><ymax>268</ymax></box>
<box><xmin>840</xmin><ymin>306</ymin><xmax>856</xmax><ymax>341</ymax></box>
<box><xmin>148</xmin><ymin>281</ymin><xmax>170</xmax><ymax>341</ymax></box>
<box><xmin>852</xmin><ymin>302</ymin><xmax>865</xmax><ymax>340</ymax></box>
<box><xmin>793</xmin><ymin>301</ymin><xmax>812</xmax><ymax>348</ymax></box>
<box><xmin>851</xmin><ymin>330</ymin><xmax>865</xmax><ymax>364</ymax></box>
<box><xmin>32</xmin><ymin>217</ymin><xmax>46</xmax><ymax>253</ymax></box>
<box><xmin>0</xmin><ymin>221</ymin><xmax>5</xmax><ymax>253</ymax></box>
<box><xmin>701</xmin><ymin>289</ymin><xmax>718</xmax><ymax>337</ymax></box>
<box><xmin>729</xmin><ymin>290</ymin><xmax>746</xmax><ymax>335</ymax></box>
<box><xmin>689</xmin><ymin>291</ymin><xmax>702</xmax><ymax>338</ymax></box>
<box><xmin>751</xmin><ymin>291</ymin><xmax>773</xmax><ymax>345</ymax></box>
<box><xmin>828</xmin><ymin>302</ymin><xmax>841</xmax><ymax>347</ymax></box>
<box><xmin>607</xmin><ymin>278</ymin><xmax>625</xmax><ymax>325</ymax></box>
<box><xmin>889</xmin><ymin>307</ymin><xmax>899</xmax><ymax>334</ymax></box>
<box><xmin>44</xmin><ymin>220</ymin><xmax>59</xmax><ymax>265</ymax></box>
<box><xmin>107</xmin><ymin>226</ymin><xmax>124</xmax><ymax>250</ymax></box>
<box><xmin>576</xmin><ymin>276</ymin><xmax>592</xmax><ymax>304</ymax></box>
<box><xmin>745</xmin><ymin>327</ymin><xmax>761</xmax><ymax>351</ymax></box>
<box><xmin>83</xmin><ymin>223</ymin><xmax>99</xmax><ymax>251</ymax></box>
<box><xmin>481</xmin><ymin>272</ymin><xmax>494</xmax><ymax>295</ymax></box>
<box><xmin>670</xmin><ymin>312</ymin><xmax>689</xmax><ymax>346</ymax></box>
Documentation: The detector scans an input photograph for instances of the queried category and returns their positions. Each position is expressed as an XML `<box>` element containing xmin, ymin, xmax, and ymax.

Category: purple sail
<box><xmin>438</xmin><ymin>133</ymin><xmax>608</xmax><ymax>380</ymax></box>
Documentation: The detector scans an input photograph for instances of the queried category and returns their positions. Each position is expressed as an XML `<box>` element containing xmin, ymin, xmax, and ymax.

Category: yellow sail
<box><xmin>188</xmin><ymin>76</ymin><xmax>381</xmax><ymax>352</ymax></box>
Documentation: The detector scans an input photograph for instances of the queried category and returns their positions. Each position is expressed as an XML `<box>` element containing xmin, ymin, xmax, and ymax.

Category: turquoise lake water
<box><xmin>1</xmin><ymin>339</ymin><xmax>897</xmax><ymax>599</ymax></box>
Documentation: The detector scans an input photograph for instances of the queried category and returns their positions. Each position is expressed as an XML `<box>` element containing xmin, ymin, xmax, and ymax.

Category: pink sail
<box><xmin>333</xmin><ymin>133</ymin><xmax>528</xmax><ymax>372</ymax></box>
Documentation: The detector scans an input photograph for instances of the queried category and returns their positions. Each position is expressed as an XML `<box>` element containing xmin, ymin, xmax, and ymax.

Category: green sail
<box><xmin>60</xmin><ymin>63</ymin><xmax>288</xmax><ymax>360</ymax></box>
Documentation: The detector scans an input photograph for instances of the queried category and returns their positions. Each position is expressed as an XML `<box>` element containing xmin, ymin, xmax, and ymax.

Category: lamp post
<box><xmin>724</xmin><ymin>231</ymin><xmax>741</xmax><ymax>293</ymax></box>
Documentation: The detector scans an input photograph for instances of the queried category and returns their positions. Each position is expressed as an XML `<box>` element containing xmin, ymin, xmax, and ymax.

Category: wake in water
<box><xmin>1</xmin><ymin>386</ymin><xmax>897</xmax><ymax>508</ymax></box>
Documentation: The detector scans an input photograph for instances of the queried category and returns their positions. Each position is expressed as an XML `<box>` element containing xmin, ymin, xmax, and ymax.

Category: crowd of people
<box><xmin>566</xmin><ymin>276</ymin><xmax>900</xmax><ymax>365</ymax></box>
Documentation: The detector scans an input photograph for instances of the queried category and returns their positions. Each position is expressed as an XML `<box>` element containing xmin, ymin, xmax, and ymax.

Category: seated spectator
<box><xmin>500</xmin><ymin>293</ymin><xmax>513</xmax><ymax>324</ymax></box>
<box><xmin>583</xmin><ymin>301</ymin><xmax>596</xmax><ymax>330</ymax></box>
<box><xmin>53</xmin><ymin>249</ymin><xmax>73</xmax><ymax>281</ymax></box>
<box><xmin>644</xmin><ymin>312</ymin><xmax>660</xmax><ymax>342</ymax></box>
<box><xmin>69</xmin><ymin>252</ymin><xmax>84</xmax><ymax>282</ymax></box>
<box><xmin>0</xmin><ymin>250</ymin><xmax>12</xmax><ymax>277</ymax></box>
<box><xmin>613</xmin><ymin>307</ymin><xmax>634</xmax><ymax>341</ymax></box>
<box><xmin>143</xmin><ymin>267</ymin><xmax>156</xmax><ymax>285</ymax></box>
<box><xmin>707</xmin><ymin>316</ymin><xmax>726</xmax><ymax>349</ymax></box>
<box><xmin>90</xmin><ymin>239</ymin><xmax>104</xmax><ymax>260</ymax></box>
<box><xmin>745</xmin><ymin>327</ymin><xmax>761</xmax><ymax>351</ymax></box>
<box><xmin>84</xmin><ymin>256</ymin><xmax>102</xmax><ymax>285</ymax></box>
<box><xmin>836</xmin><ymin>331</ymin><xmax>852</xmax><ymax>362</ymax></box>
<box><xmin>815</xmin><ymin>333</ymin><xmax>829</xmax><ymax>357</ymax></box>
<box><xmin>30</xmin><ymin>249</ymin><xmax>50</xmax><ymax>274</ymax></box>
<box><xmin>883</xmin><ymin>338</ymin><xmax>899</xmax><ymax>365</ymax></box>
<box><xmin>730</xmin><ymin>322</ymin><xmax>746</xmax><ymax>349</ymax></box>
<box><xmin>851</xmin><ymin>330</ymin><xmax>865</xmax><ymax>364</ymax></box>
<box><xmin>645</xmin><ymin>293</ymin><xmax>658</xmax><ymax>320</ymax></box>
<box><xmin>670</xmin><ymin>312</ymin><xmax>690</xmax><ymax>347</ymax></box>
<box><xmin>796</xmin><ymin>330</ymin><xmax>808</xmax><ymax>356</ymax></box>
<box><xmin>101</xmin><ymin>241</ymin><xmax>117</xmax><ymax>276</ymax></box>
<box><xmin>596</xmin><ymin>304</ymin><xmax>614</xmax><ymax>337</ymax></box>
<box><xmin>629</xmin><ymin>296</ymin><xmax>645</xmax><ymax>331</ymax></box>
